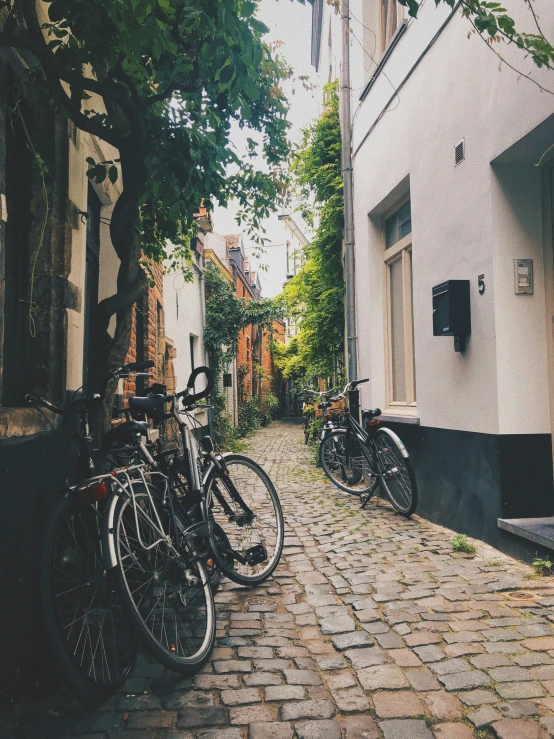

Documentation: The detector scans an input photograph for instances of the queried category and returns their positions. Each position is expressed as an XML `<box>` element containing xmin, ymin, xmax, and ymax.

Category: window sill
<box><xmin>0</xmin><ymin>407</ymin><xmax>60</xmax><ymax>441</ymax></box>
<box><xmin>380</xmin><ymin>411</ymin><xmax>420</xmax><ymax>426</ymax></box>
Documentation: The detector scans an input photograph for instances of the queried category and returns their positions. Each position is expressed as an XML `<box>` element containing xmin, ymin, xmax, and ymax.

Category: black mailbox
<box><xmin>432</xmin><ymin>280</ymin><xmax>471</xmax><ymax>352</ymax></box>
<box><xmin>223</xmin><ymin>373</ymin><xmax>233</xmax><ymax>388</ymax></box>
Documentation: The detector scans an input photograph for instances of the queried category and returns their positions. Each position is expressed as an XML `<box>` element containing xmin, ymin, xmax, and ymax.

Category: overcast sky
<box><xmin>213</xmin><ymin>0</ymin><xmax>326</xmax><ymax>297</ymax></box>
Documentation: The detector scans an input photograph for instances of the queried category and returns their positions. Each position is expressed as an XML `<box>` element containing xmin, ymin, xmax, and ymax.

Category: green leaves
<box><xmin>277</xmin><ymin>83</ymin><xmax>345</xmax><ymax>382</ymax></box>
<box><xmin>400</xmin><ymin>0</ymin><xmax>554</xmax><ymax>72</ymax></box>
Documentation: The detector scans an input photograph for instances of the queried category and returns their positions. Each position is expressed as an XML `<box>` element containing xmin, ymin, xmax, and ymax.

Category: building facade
<box><xmin>0</xmin><ymin>41</ymin><xmax>173</xmax><ymax>688</ymax></box>
<box><xmin>313</xmin><ymin>0</ymin><xmax>554</xmax><ymax>557</ymax></box>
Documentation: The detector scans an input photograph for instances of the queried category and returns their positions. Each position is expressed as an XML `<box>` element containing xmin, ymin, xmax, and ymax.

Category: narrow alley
<box><xmin>6</xmin><ymin>420</ymin><xmax>554</xmax><ymax>739</ymax></box>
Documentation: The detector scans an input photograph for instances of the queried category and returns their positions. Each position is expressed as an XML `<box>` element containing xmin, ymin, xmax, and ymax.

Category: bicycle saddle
<box><xmin>129</xmin><ymin>394</ymin><xmax>167</xmax><ymax>419</ymax></box>
<box><xmin>362</xmin><ymin>408</ymin><xmax>382</xmax><ymax>421</ymax></box>
<box><xmin>102</xmin><ymin>420</ymin><xmax>149</xmax><ymax>449</ymax></box>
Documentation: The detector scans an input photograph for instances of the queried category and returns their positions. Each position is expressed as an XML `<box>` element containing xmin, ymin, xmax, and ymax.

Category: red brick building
<box><xmin>122</xmin><ymin>259</ymin><xmax>175</xmax><ymax>402</ymax></box>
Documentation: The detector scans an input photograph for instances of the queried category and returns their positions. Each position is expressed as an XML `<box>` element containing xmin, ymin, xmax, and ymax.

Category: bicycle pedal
<box><xmin>245</xmin><ymin>544</ymin><xmax>268</xmax><ymax>566</ymax></box>
<box><xmin>360</xmin><ymin>496</ymin><xmax>370</xmax><ymax>509</ymax></box>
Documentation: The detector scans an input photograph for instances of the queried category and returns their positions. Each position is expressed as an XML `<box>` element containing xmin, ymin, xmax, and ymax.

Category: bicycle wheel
<box><xmin>320</xmin><ymin>430</ymin><xmax>377</xmax><ymax>496</ymax></box>
<box><xmin>204</xmin><ymin>454</ymin><xmax>284</xmax><ymax>586</ymax></box>
<box><xmin>39</xmin><ymin>496</ymin><xmax>137</xmax><ymax>707</ymax></box>
<box><xmin>113</xmin><ymin>488</ymin><xmax>215</xmax><ymax>673</ymax></box>
<box><xmin>373</xmin><ymin>429</ymin><xmax>418</xmax><ymax>516</ymax></box>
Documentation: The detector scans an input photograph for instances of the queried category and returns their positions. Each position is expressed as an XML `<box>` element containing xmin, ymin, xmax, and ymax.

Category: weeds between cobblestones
<box><xmin>4</xmin><ymin>419</ymin><xmax>554</xmax><ymax>738</ymax></box>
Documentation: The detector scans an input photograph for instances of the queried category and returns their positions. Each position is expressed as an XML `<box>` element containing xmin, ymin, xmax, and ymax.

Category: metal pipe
<box><xmin>341</xmin><ymin>0</ymin><xmax>358</xmax><ymax>381</ymax></box>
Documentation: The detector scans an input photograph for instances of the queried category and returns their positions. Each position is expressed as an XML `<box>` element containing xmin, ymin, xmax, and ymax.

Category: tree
<box><xmin>399</xmin><ymin>0</ymin><xmax>554</xmax><ymax>78</ymax></box>
<box><xmin>0</xmin><ymin>0</ymin><xmax>293</xmax><ymax>437</ymax></box>
<box><xmin>277</xmin><ymin>82</ymin><xmax>345</xmax><ymax>382</ymax></box>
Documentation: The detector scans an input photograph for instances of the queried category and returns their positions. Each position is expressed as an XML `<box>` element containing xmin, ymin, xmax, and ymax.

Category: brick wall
<box><xmin>123</xmin><ymin>259</ymin><xmax>173</xmax><ymax>401</ymax></box>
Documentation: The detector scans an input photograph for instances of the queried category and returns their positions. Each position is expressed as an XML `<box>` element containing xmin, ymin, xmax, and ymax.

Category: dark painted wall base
<box><xmin>0</xmin><ymin>430</ymin><xmax>75</xmax><ymax>693</ymax></box>
<box><xmin>386</xmin><ymin>422</ymin><xmax>554</xmax><ymax>563</ymax></box>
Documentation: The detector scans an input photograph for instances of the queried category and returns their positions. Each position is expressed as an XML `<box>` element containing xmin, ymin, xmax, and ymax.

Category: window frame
<box><xmin>383</xmin><ymin>199</ymin><xmax>416</xmax><ymax>413</ymax></box>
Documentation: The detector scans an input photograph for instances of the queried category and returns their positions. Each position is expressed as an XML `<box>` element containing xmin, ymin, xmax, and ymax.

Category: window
<box><xmin>384</xmin><ymin>198</ymin><xmax>416</xmax><ymax>409</ymax></box>
<box><xmin>381</xmin><ymin>0</ymin><xmax>404</xmax><ymax>51</ymax></box>
<box><xmin>83</xmin><ymin>184</ymin><xmax>101</xmax><ymax>387</ymax></box>
<box><xmin>189</xmin><ymin>334</ymin><xmax>197</xmax><ymax>372</ymax></box>
<box><xmin>3</xmin><ymin>69</ymin><xmax>31</xmax><ymax>404</ymax></box>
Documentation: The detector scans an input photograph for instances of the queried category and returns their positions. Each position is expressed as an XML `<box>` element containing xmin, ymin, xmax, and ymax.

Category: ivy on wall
<box><xmin>276</xmin><ymin>82</ymin><xmax>345</xmax><ymax>382</ymax></box>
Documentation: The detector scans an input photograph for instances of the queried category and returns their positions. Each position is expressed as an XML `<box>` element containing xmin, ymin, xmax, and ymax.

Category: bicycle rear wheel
<box><xmin>204</xmin><ymin>454</ymin><xmax>284</xmax><ymax>586</ymax></box>
<box><xmin>113</xmin><ymin>488</ymin><xmax>215</xmax><ymax>673</ymax></box>
<box><xmin>39</xmin><ymin>496</ymin><xmax>137</xmax><ymax>706</ymax></box>
<box><xmin>373</xmin><ymin>429</ymin><xmax>418</xmax><ymax>516</ymax></box>
<box><xmin>320</xmin><ymin>430</ymin><xmax>377</xmax><ymax>496</ymax></box>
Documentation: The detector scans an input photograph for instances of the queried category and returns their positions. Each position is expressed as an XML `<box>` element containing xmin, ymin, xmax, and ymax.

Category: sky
<box><xmin>212</xmin><ymin>0</ymin><xmax>327</xmax><ymax>297</ymax></box>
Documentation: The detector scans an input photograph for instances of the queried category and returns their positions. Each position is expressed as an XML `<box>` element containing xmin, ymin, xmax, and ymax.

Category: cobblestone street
<box><xmin>7</xmin><ymin>419</ymin><xmax>554</xmax><ymax>738</ymax></box>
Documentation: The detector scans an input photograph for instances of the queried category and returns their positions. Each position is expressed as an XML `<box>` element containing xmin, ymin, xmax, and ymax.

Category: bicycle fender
<box><xmin>103</xmin><ymin>492</ymin><xmax>119</xmax><ymax>570</ymax></box>
<box><xmin>378</xmin><ymin>427</ymin><xmax>409</xmax><ymax>458</ymax></box>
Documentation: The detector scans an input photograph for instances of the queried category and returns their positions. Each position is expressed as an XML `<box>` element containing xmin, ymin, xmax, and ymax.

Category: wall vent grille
<box><xmin>455</xmin><ymin>139</ymin><xmax>465</xmax><ymax>166</ymax></box>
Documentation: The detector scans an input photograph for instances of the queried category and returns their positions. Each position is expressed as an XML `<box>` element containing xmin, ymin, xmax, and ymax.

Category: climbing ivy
<box><xmin>203</xmin><ymin>261</ymin><xmax>283</xmax><ymax>381</ymax></box>
<box><xmin>276</xmin><ymin>82</ymin><xmax>345</xmax><ymax>382</ymax></box>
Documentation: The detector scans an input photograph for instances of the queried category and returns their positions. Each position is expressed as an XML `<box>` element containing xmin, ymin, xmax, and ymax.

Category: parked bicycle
<box><xmin>27</xmin><ymin>364</ymin><xmax>284</xmax><ymax>705</ymax></box>
<box><xmin>319</xmin><ymin>379</ymin><xmax>418</xmax><ymax>516</ymax></box>
<box><xmin>26</xmin><ymin>360</ymin><xmax>154</xmax><ymax>706</ymax></box>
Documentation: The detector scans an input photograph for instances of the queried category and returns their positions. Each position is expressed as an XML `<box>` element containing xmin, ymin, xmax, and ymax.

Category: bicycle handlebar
<box><xmin>176</xmin><ymin>366</ymin><xmax>215</xmax><ymax>405</ymax></box>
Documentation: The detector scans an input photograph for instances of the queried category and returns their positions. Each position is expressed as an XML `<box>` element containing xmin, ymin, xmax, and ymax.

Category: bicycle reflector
<box><xmin>368</xmin><ymin>419</ymin><xmax>381</xmax><ymax>427</ymax></box>
<box><xmin>75</xmin><ymin>480</ymin><xmax>108</xmax><ymax>504</ymax></box>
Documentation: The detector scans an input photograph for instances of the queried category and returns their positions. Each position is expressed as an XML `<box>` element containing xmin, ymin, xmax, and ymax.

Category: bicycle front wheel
<box><xmin>113</xmin><ymin>489</ymin><xmax>215</xmax><ymax>673</ymax></box>
<box><xmin>39</xmin><ymin>496</ymin><xmax>137</xmax><ymax>706</ymax></box>
<box><xmin>205</xmin><ymin>454</ymin><xmax>284</xmax><ymax>586</ymax></box>
<box><xmin>320</xmin><ymin>430</ymin><xmax>377</xmax><ymax>496</ymax></box>
<box><xmin>373</xmin><ymin>429</ymin><xmax>418</xmax><ymax>516</ymax></box>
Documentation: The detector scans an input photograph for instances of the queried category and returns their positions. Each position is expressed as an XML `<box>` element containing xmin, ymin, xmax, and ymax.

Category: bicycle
<box><xmin>319</xmin><ymin>379</ymin><xmax>418</xmax><ymax>516</ymax></box>
<box><xmin>124</xmin><ymin>367</ymin><xmax>285</xmax><ymax>588</ymax></box>
<box><xmin>25</xmin><ymin>360</ymin><xmax>155</xmax><ymax>706</ymax></box>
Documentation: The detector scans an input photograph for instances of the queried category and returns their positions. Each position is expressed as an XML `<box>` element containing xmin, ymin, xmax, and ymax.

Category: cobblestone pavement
<box><xmin>6</xmin><ymin>419</ymin><xmax>554</xmax><ymax>738</ymax></box>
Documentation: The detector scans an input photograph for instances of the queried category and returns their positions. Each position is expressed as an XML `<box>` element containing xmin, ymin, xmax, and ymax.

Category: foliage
<box><xmin>211</xmin><ymin>393</ymin><xmax>246</xmax><ymax>453</ymax></box>
<box><xmin>276</xmin><ymin>82</ymin><xmax>345</xmax><ymax>382</ymax></box>
<box><xmin>203</xmin><ymin>261</ymin><xmax>282</xmax><ymax>380</ymax></box>
<box><xmin>0</xmin><ymin>0</ymin><xmax>293</xmax><ymax>436</ymax></box>
<box><xmin>533</xmin><ymin>556</ymin><xmax>553</xmax><ymax>576</ymax></box>
<box><xmin>398</xmin><ymin>0</ymin><xmax>554</xmax><ymax>73</ymax></box>
<box><xmin>451</xmin><ymin>534</ymin><xmax>476</xmax><ymax>554</ymax></box>
<box><xmin>257</xmin><ymin>391</ymin><xmax>279</xmax><ymax>426</ymax></box>
<box><xmin>237</xmin><ymin>397</ymin><xmax>262</xmax><ymax>436</ymax></box>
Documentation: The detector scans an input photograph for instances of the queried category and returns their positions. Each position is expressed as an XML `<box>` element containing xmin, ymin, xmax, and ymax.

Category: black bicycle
<box><xmin>26</xmin><ymin>360</ymin><xmax>154</xmax><ymax>706</ymax></box>
<box><xmin>319</xmin><ymin>379</ymin><xmax>418</xmax><ymax>516</ymax></box>
<box><xmin>126</xmin><ymin>367</ymin><xmax>285</xmax><ymax>588</ymax></box>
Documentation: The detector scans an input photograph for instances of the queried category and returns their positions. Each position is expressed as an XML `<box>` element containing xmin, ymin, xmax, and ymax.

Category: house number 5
<box><xmin>478</xmin><ymin>274</ymin><xmax>485</xmax><ymax>295</ymax></box>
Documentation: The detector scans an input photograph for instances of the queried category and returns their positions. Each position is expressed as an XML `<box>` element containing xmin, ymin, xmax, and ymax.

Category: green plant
<box><xmin>237</xmin><ymin>397</ymin><xmax>262</xmax><ymax>437</ymax></box>
<box><xmin>533</xmin><ymin>557</ymin><xmax>553</xmax><ymax>576</ymax></box>
<box><xmin>1</xmin><ymin>0</ymin><xmax>293</xmax><ymax>438</ymax></box>
<box><xmin>275</xmin><ymin>82</ymin><xmax>345</xmax><ymax>382</ymax></box>
<box><xmin>451</xmin><ymin>534</ymin><xmax>476</xmax><ymax>554</ymax></box>
<box><xmin>257</xmin><ymin>392</ymin><xmax>279</xmax><ymax>426</ymax></box>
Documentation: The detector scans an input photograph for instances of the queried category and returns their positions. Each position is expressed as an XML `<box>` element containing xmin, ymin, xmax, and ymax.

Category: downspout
<box><xmin>341</xmin><ymin>0</ymin><xmax>358</xmax><ymax>381</ymax></box>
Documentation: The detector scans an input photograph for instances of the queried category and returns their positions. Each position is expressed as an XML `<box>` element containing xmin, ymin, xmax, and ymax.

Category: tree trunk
<box><xmin>89</xmin><ymin>149</ymin><xmax>148</xmax><ymax>442</ymax></box>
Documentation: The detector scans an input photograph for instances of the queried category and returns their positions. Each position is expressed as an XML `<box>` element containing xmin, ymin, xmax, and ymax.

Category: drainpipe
<box><xmin>341</xmin><ymin>0</ymin><xmax>358</xmax><ymax>381</ymax></box>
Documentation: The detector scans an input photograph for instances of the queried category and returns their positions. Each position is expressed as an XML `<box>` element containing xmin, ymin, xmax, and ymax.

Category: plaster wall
<box><xmin>164</xmin><ymin>256</ymin><xmax>206</xmax><ymax>393</ymax></box>
<box><xmin>351</xmin><ymin>0</ymin><xmax>554</xmax><ymax>436</ymax></box>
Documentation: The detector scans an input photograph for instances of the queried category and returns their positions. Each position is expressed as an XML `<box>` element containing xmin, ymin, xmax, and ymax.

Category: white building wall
<box><xmin>66</xmin><ymin>130</ymin><xmax>123</xmax><ymax>393</ymax></box>
<box><xmin>164</xmin><ymin>255</ymin><xmax>206</xmax><ymax>393</ymax></box>
<box><xmin>351</xmin><ymin>0</ymin><xmax>554</xmax><ymax>437</ymax></box>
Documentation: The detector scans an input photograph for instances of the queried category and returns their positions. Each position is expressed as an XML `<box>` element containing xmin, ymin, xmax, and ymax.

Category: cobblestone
<box><xmin>9</xmin><ymin>420</ymin><xmax>554</xmax><ymax>738</ymax></box>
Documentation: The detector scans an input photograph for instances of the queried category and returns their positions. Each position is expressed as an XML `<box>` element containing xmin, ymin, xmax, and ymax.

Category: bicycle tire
<box><xmin>39</xmin><ymin>495</ymin><xmax>137</xmax><ymax>707</ymax></box>
<box><xmin>113</xmin><ymin>488</ymin><xmax>215</xmax><ymax>674</ymax></box>
<box><xmin>204</xmin><ymin>454</ymin><xmax>284</xmax><ymax>586</ymax></box>
<box><xmin>320</xmin><ymin>430</ymin><xmax>378</xmax><ymax>496</ymax></box>
<box><xmin>373</xmin><ymin>429</ymin><xmax>418</xmax><ymax>516</ymax></box>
